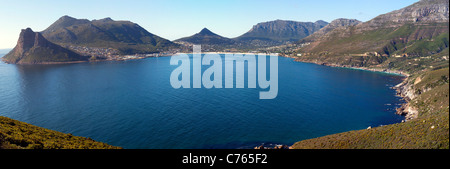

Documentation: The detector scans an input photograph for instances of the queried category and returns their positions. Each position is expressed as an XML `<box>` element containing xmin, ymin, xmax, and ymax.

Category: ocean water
<box><xmin>0</xmin><ymin>54</ymin><xmax>405</xmax><ymax>149</ymax></box>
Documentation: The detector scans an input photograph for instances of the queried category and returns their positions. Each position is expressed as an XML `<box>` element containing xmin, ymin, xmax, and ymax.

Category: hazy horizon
<box><xmin>0</xmin><ymin>0</ymin><xmax>418</xmax><ymax>49</ymax></box>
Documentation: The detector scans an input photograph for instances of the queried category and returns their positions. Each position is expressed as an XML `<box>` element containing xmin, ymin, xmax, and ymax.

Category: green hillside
<box><xmin>291</xmin><ymin>0</ymin><xmax>449</xmax><ymax>149</ymax></box>
<box><xmin>42</xmin><ymin>16</ymin><xmax>178</xmax><ymax>54</ymax></box>
<box><xmin>0</xmin><ymin>116</ymin><xmax>120</xmax><ymax>149</ymax></box>
<box><xmin>292</xmin><ymin>68</ymin><xmax>449</xmax><ymax>149</ymax></box>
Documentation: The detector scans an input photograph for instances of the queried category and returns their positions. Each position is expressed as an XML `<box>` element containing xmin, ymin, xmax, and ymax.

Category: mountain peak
<box><xmin>95</xmin><ymin>17</ymin><xmax>114</xmax><ymax>22</ymax></box>
<box><xmin>328</xmin><ymin>18</ymin><xmax>361</xmax><ymax>27</ymax></box>
<box><xmin>198</xmin><ymin>28</ymin><xmax>216</xmax><ymax>36</ymax></box>
<box><xmin>59</xmin><ymin>15</ymin><xmax>76</xmax><ymax>20</ymax></box>
<box><xmin>299</xmin><ymin>18</ymin><xmax>361</xmax><ymax>43</ymax></box>
<box><xmin>18</xmin><ymin>28</ymin><xmax>39</xmax><ymax>51</ymax></box>
<box><xmin>22</xmin><ymin>27</ymin><xmax>34</xmax><ymax>35</ymax></box>
<box><xmin>175</xmin><ymin>28</ymin><xmax>234</xmax><ymax>45</ymax></box>
<box><xmin>315</xmin><ymin>20</ymin><xmax>328</xmax><ymax>25</ymax></box>
<box><xmin>43</xmin><ymin>15</ymin><xmax>90</xmax><ymax>34</ymax></box>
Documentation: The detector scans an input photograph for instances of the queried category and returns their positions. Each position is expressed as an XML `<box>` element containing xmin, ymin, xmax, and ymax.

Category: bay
<box><xmin>0</xmin><ymin>54</ymin><xmax>405</xmax><ymax>149</ymax></box>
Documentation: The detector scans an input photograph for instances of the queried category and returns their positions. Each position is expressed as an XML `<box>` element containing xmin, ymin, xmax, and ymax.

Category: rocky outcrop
<box><xmin>359</xmin><ymin>0</ymin><xmax>449</xmax><ymax>30</ymax></box>
<box><xmin>2</xmin><ymin>28</ymin><xmax>87</xmax><ymax>64</ymax></box>
<box><xmin>394</xmin><ymin>78</ymin><xmax>419</xmax><ymax>121</ymax></box>
<box><xmin>300</xmin><ymin>18</ymin><xmax>361</xmax><ymax>43</ymax></box>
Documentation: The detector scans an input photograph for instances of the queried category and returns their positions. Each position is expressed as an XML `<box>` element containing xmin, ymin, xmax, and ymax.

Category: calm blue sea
<box><xmin>0</xmin><ymin>54</ymin><xmax>405</xmax><ymax>149</ymax></box>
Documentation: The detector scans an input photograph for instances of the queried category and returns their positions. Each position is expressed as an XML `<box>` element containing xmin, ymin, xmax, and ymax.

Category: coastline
<box><xmin>0</xmin><ymin>53</ymin><xmax>177</xmax><ymax>65</ymax></box>
<box><xmin>283</xmin><ymin>56</ymin><xmax>417</xmax><ymax>123</ymax></box>
<box><xmin>285</xmin><ymin>56</ymin><xmax>409</xmax><ymax>77</ymax></box>
<box><xmin>4</xmin><ymin>51</ymin><xmax>418</xmax><ymax>123</ymax></box>
<box><xmin>2</xmin><ymin>51</ymin><xmax>419</xmax><ymax>149</ymax></box>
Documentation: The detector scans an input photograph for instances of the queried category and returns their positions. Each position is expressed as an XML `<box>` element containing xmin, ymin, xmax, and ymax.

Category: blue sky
<box><xmin>0</xmin><ymin>0</ymin><xmax>418</xmax><ymax>49</ymax></box>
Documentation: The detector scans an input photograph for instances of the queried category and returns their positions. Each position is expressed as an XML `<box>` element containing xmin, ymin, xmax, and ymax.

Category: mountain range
<box><xmin>236</xmin><ymin>20</ymin><xmax>328</xmax><ymax>43</ymax></box>
<box><xmin>41</xmin><ymin>15</ymin><xmax>178</xmax><ymax>54</ymax></box>
<box><xmin>3</xmin><ymin>17</ymin><xmax>333</xmax><ymax>64</ymax></box>
<box><xmin>175</xmin><ymin>20</ymin><xmax>329</xmax><ymax>49</ymax></box>
<box><xmin>292</xmin><ymin>0</ymin><xmax>449</xmax><ymax>149</ymax></box>
<box><xmin>296</xmin><ymin>0</ymin><xmax>449</xmax><ymax>68</ymax></box>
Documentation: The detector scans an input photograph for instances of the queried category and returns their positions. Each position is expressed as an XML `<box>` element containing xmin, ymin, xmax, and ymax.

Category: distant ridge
<box><xmin>175</xmin><ymin>28</ymin><xmax>235</xmax><ymax>45</ymax></box>
<box><xmin>2</xmin><ymin>28</ymin><xmax>87</xmax><ymax>64</ymax></box>
<box><xmin>235</xmin><ymin>20</ymin><xmax>328</xmax><ymax>44</ymax></box>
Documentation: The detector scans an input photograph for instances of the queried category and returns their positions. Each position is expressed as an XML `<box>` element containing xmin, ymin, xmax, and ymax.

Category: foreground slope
<box><xmin>0</xmin><ymin>116</ymin><xmax>120</xmax><ymax>149</ymax></box>
<box><xmin>292</xmin><ymin>67</ymin><xmax>449</xmax><ymax>149</ymax></box>
<box><xmin>292</xmin><ymin>0</ymin><xmax>449</xmax><ymax>149</ymax></box>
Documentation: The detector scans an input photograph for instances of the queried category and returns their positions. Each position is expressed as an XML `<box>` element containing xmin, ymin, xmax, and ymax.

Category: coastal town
<box><xmin>63</xmin><ymin>45</ymin><xmax>180</xmax><ymax>62</ymax></box>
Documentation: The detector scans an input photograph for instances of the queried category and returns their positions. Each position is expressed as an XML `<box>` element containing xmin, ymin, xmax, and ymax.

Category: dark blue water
<box><xmin>0</xmin><ymin>54</ymin><xmax>405</xmax><ymax>149</ymax></box>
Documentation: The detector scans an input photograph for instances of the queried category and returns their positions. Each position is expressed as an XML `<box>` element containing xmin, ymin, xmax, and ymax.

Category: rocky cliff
<box><xmin>235</xmin><ymin>20</ymin><xmax>328</xmax><ymax>46</ymax></box>
<box><xmin>297</xmin><ymin>0</ymin><xmax>449</xmax><ymax>68</ymax></box>
<box><xmin>2</xmin><ymin>28</ymin><xmax>88</xmax><ymax>64</ymax></box>
<box><xmin>300</xmin><ymin>18</ymin><xmax>361</xmax><ymax>43</ymax></box>
<box><xmin>361</xmin><ymin>0</ymin><xmax>449</xmax><ymax>30</ymax></box>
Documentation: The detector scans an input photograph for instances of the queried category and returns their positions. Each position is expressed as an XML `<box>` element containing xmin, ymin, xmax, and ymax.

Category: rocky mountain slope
<box><xmin>236</xmin><ymin>20</ymin><xmax>328</xmax><ymax>42</ymax></box>
<box><xmin>297</xmin><ymin>0</ymin><xmax>449</xmax><ymax>68</ymax></box>
<box><xmin>299</xmin><ymin>18</ymin><xmax>361</xmax><ymax>43</ymax></box>
<box><xmin>2</xmin><ymin>28</ymin><xmax>88</xmax><ymax>64</ymax></box>
<box><xmin>292</xmin><ymin>0</ymin><xmax>449</xmax><ymax>149</ymax></box>
<box><xmin>41</xmin><ymin>15</ymin><xmax>177</xmax><ymax>54</ymax></box>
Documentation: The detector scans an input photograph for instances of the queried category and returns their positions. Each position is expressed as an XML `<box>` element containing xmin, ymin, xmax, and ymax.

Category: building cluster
<box><xmin>64</xmin><ymin>45</ymin><xmax>179</xmax><ymax>61</ymax></box>
<box><xmin>65</xmin><ymin>45</ymin><xmax>120</xmax><ymax>58</ymax></box>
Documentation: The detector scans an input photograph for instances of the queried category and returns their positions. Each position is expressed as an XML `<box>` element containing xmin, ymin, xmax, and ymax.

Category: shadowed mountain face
<box><xmin>41</xmin><ymin>15</ymin><xmax>177</xmax><ymax>54</ymax></box>
<box><xmin>2</xmin><ymin>28</ymin><xmax>87</xmax><ymax>64</ymax></box>
<box><xmin>235</xmin><ymin>20</ymin><xmax>328</xmax><ymax>43</ymax></box>
<box><xmin>175</xmin><ymin>28</ymin><xmax>235</xmax><ymax>45</ymax></box>
<box><xmin>297</xmin><ymin>0</ymin><xmax>449</xmax><ymax>67</ymax></box>
<box><xmin>175</xmin><ymin>20</ymin><xmax>328</xmax><ymax>48</ymax></box>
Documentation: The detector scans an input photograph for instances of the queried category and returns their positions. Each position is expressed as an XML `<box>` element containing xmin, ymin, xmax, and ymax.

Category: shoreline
<box><xmin>281</xmin><ymin>55</ymin><xmax>410</xmax><ymax>77</ymax></box>
<box><xmin>286</xmin><ymin>56</ymin><xmax>416</xmax><ymax>122</ymax></box>
<box><xmin>285</xmin><ymin>56</ymin><xmax>422</xmax><ymax>148</ymax></box>
<box><xmin>2</xmin><ymin>51</ymin><xmax>418</xmax><ymax>149</ymax></box>
<box><xmin>1</xmin><ymin>52</ymin><xmax>177</xmax><ymax>65</ymax></box>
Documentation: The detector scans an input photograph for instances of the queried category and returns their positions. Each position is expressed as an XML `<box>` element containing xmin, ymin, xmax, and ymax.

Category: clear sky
<box><xmin>0</xmin><ymin>0</ymin><xmax>419</xmax><ymax>49</ymax></box>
